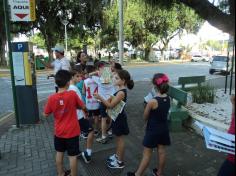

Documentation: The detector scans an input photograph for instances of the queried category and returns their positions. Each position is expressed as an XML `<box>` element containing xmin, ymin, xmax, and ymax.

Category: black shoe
<box><xmin>127</xmin><ymin>172</ymin><xmax>135</xmax><ymax>176</ymax></box>
<box><xmin>64</xmin><ymin>169</ymin><xmax>71</xmax><ymax>176</ymax></box>
<box><xmin>82</xmin><ymin>151</ymin><xmax>91</xmax><ymax>164</ymax></box>
<box><xmin>152</xmin><ymin>168</ymin><xmax>159</xmax><ymax>176</ymax></box>
<box><xmin>94</xmin><ymin>130</ymin><xmax>100</xmax><ymax>137</ymax></box>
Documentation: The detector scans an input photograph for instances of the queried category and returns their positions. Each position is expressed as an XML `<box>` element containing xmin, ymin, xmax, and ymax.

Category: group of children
<box><xmin>44</xmin><ymin>59</ymin><xmax>172</xmax><ymax>176</ymax></box>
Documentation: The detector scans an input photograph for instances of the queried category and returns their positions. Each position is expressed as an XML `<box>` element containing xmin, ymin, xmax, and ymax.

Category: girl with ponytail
<box><xmin>94</xmin><ymin>69</ymin><xmax>134</xmax><ymax>169</ymax></box>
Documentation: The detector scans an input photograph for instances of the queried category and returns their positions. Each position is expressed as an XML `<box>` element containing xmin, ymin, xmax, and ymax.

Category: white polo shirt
<box><xmin>51</xmin><ymin>57</ymin><xmax>71</xmax><ymax>74</ymax></box>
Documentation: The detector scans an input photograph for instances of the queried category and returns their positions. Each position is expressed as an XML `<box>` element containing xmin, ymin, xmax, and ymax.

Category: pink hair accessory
<box><xmin>155</xmin><ymin>74</ymin><xmax>169</xmax><ymax>86</ymax></box>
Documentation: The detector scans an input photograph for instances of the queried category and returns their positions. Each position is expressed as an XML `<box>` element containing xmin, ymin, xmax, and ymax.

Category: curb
<box><xmin>0</xmin><ymin>97</ymin><xmax>47</xmax><ymax>125</ymax></box>
<box><xmin>0</xmin><ymin>112</ymin><xmax>14</xmax><ymax>124</ymax></box>
<box><xmin>186</xmin><ymin>110</ymin><xmax>229</xmax><ymax>133</ymax></box>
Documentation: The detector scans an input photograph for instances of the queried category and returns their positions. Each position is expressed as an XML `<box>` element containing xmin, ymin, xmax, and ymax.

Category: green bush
<box><xmin>191</xmin><ymin>84</ymin><xmax>215</xmax><ymax>104</ymax></box>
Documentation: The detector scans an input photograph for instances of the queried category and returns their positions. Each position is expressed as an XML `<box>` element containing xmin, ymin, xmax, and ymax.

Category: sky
<box><xmin>168</xmin><ymin>21</ymin><xmax>230</xmax><ymax>49</ymax></box>
<box><xmin>197</xmin><ymin>22</ymin><xmax>229</xmax><ymax>41</ymax></box>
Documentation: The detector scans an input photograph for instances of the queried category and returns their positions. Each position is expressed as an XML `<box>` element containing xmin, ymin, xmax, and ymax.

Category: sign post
<box><xmin>9</xmin><ymin>0</ymin><xmax>36</xmax><ymax>21</ymax></box>
<box><xmin>3</xmin><ymin>0</ymin><xmax>20</xmax><ymax>128</ymax></box>
<box><xmin>3</xmin><ymin>0</ymin><xmax>36</xmax><ymax>127</ymax></box>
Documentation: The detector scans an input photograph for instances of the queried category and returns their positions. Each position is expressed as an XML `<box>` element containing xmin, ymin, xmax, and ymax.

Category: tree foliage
<box><xmin>102</xmin><ymin>0</ymin><xmax>202</xmax><ymax>60</ymax></box>
<box><xmin>141</xmin><ymin>0</ymin><xmax>235</xmax><ymax>36</ymax></box>
<box><xmin>32</xmin><ymin>0</ymin><xmax>105</xmax><ymax>59</ymax></box>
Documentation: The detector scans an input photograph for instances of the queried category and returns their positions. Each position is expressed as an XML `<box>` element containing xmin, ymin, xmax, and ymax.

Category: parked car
<box><xmin>209</xmin><ymin>56</ymin><xmax>231</xmax><ymax>75</ymax></box>
<box><xmin>202</xmin><ymin>56</ymin><xmax>210</xmax><ymax>62</ymax></box>
<box><xmin>191</xmin><ymin>55</ymin><xmax>203</xmax><ymax>62</ymax></box>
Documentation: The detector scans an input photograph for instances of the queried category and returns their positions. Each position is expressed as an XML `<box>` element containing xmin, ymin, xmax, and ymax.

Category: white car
<box><xmin>191</xmin><ymin>55</ymin><xmax>203</xmax><ymax>62</ymax></box>
<box><xmin>202</xmin><ymin>56</ymin><xmax>210</xmax><ymax>62</ymax></box>
<box><xmin>209</xmin><ymin>56</ymin><xmax>231</xmax><ymax>75</ymax></box>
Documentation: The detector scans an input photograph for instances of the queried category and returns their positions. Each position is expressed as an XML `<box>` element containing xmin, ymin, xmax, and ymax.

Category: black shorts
<box><xmin>79</xmin><ymin>119</ymin><xmax>94</xmax><ymax>134</ymax></box>
<box><xmin>54</xmin><ymin>136</ymin><xmax>79</xmax><ymax>156</ymax></box>
<box><xmin>88</xmin><ymin>109</ymin><xmax>100</xmax><ymax>117</ymax></box>
<box><xmin>111</xmin><ymin>114</ymin><xmax>129</xmax><ymax>136</ymax></box>
<box><xmin>99</xmin><ymin>103</ymin><xmax>108</xmax><ymax>118</ymax></box>
<box><xmin>143</xmin><ymin>131</ymin><xmax>171</xmax><ymax>148</ymax></box>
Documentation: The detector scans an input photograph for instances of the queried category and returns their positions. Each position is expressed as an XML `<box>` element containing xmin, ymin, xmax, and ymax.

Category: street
<box><xmin>0</xmin><ymin>62</ymin><xmax>233</xmax><ymax>117</ymax></box>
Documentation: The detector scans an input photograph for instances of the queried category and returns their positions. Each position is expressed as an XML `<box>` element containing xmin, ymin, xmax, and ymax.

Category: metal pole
<box><xmin>3</xmin><ymin>0</ymin><xmax>20</xmax><ymax>128</ymax></box>
<box><xmin>119</xmin><ymin>0</ymin><xmax>124</xmax><ymax>65</ymax></box>
<box><xmin>65</xmin><ymin>24</ymin><xmax>68</xmax><ymax>53</ymax></box>
<box><xmin>229</xmin><ymin>43</ymin><xmax>235</xmax><ymax>95</ymax></box>
<box><xmin>225</xmin><ymin>51</ymin><xmax>229</xmax><ymax>94</ymax></box>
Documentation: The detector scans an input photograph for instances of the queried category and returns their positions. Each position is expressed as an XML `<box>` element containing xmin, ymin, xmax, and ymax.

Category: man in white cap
<box><xmin>40</xmin><ymin>44</ymin><xmax>71</xmax><ymax>92</ymax></box>
<box><xmin>40</xmin><ymin>44</ymin><xmax>71</xmax><ymax>74</ymax></box>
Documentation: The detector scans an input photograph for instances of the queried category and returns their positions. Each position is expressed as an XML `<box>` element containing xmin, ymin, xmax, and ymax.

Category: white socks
<box><xmin>86</xmin><ymin>149</ymin><xmax>92</xmax><ymax>156</ymax></box>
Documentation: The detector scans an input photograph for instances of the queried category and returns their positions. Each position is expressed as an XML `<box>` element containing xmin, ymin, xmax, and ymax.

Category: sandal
<box><xmin>64</xmin><ymin>169</ymin><xmax>71</xmax><ymax>176</ymax></box>
<box><xmin>152</xmin><ymin>168</ymin><xmax>163</xmax><ymax>176</ymax></box>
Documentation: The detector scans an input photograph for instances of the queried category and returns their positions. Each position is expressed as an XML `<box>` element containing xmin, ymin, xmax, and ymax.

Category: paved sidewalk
<box><xmin>0</xmin><ymin>81</ymin><xmax>226</xmax><ymax>176</ymax></box>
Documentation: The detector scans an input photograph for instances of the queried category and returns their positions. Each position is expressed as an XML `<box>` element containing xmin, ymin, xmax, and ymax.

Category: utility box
<box><xmin>12</xmin><ymin>42</ymin><xmax>39</xmax><ymax>124</ymax></box>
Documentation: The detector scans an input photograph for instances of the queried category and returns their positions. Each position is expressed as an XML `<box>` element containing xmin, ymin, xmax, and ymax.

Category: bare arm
<box><xmin>143</xmin><ymin>99</ymin><xmax>157</xmax><ymax>121</ymax></box>
<box><xmin>94</xmin><ymin>91</ymin><xmax>125</xmax><ymax>109</ymax></box>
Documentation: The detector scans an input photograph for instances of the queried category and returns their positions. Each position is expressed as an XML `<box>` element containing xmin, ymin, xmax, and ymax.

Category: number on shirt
<box><xmin>86</xmin><ymin>86</ymin><xmax>98</xmax><ymax>99</ymax></box>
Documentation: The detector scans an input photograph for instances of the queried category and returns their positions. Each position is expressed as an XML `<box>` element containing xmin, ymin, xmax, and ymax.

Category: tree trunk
<box><xmin>43</xmin><ymin>30</ymin><xmax>54</xmax><ymax>62</ymax></box>
<box><xmin>0</xmin><ymin>35</ymin><xmax>7</xmax><ymax>66</ymax></box>
<box><xmin>0</xmin><ymin>3</ymin><xmax>7</xmax><ymax>67</ymax></box>
<box><xmin>159</xmin><ymin>39</ymin><xmax>169</xmax><ymax>61</ymax></box>
<box><xmin>144</xmin><ymin>47</ymin><xmax>151</xmax><ymax>61</ymax></box>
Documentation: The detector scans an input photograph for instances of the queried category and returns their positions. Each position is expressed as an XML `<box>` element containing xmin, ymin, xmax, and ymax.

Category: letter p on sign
<box><xmin>17</xmin><ymin>44</ymin><xmax>23</xmax><ymax>50</ymax></box>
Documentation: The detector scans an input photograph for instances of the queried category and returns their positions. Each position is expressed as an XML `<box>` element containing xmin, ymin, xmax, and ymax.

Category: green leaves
<box><xmin>141</xmin><ymin>0</ymin><xmax>235</xmax><ymax>36</ymax></box>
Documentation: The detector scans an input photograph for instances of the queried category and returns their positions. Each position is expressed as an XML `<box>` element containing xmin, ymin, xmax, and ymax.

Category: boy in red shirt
<box><xmin>44</xmin><ymin>70</ymin><xmax>87</xmax><ymax>176</ymax></box>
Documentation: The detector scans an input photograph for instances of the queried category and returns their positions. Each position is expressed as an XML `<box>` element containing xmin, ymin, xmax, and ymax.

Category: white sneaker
<box><xmin>106</xmin><ymin>154</ymin><xmax>117</xmax><ymax>163</ymax></box>
<box><xmin>107</xmin><ymin>159</ymin><xmax>125</xmax><ymax>169</ymax></box>
<box><xmin>96</xmin><ymin>136</ymin><xmax>108</xmax><ymax>144</ymax></box>
<box><xmin>108</xmin><ymin>130</ymin><xmax>113</xmax><ymax>138</ymax></box>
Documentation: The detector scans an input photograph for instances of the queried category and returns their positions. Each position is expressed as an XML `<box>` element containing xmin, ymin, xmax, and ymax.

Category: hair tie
<box><xmin>155</xmin><ymin>74</ymin><xmax>169</xmax><ymax>86</ymax></box>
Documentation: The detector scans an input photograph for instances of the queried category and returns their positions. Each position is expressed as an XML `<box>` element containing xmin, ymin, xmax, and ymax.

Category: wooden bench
<box><xmin>178</xmin><ymin>76</ymin><xmax>206</xmax><ymax>91</ymax></box>
<box><xmin>167</xmin><ymin>85</ymin><xmax>189</xmax><ymax>132</ymax></box>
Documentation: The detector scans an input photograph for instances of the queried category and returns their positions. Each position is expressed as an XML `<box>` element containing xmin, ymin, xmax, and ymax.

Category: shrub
<box><xmin>190</xmin><ymin>84</ymin><xmax>215</xmax><ymax>104</ymax></box>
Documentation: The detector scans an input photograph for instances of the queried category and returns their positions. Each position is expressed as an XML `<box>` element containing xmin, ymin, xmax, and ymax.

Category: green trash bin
<box><xmin>44</xmin><ymin>56</ymin><xmax>49</xmax><ymax>64</ymax></box>
<box><xmin>35</xmin><ymin>55</ymin><xmax>45</xmax><ymax>70</ymax></box>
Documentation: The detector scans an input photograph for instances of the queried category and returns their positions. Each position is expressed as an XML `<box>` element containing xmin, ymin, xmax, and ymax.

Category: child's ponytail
<box><xmin>117</xmin><ymin>70</ymin><xmax>134</xmax><ymax>90</ymax></box>
<box><xmin>127</xmin><ymin>79</ymin><xmax>134</xmax><ymax>90</ymax></box>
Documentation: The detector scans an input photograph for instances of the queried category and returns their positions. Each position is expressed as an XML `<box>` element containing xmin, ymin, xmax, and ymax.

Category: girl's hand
<box><xmin>93</xmin><ymin>93</ymin><xmax>101</xmax><ymax>100</ymax></box>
